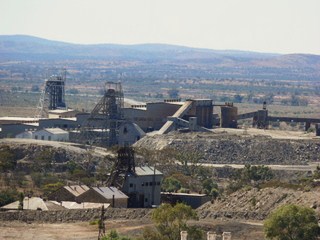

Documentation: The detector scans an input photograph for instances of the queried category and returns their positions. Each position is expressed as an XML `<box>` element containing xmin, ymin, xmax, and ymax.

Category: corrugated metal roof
<box><xmin>60</xmin><ymin>117</ymin><xmax>77</xmax><ymax>121</ymax></box>
<box><xmin>92</xmin><ymin>187</ymin><xmax>128</xmax><ymax>199</ymax></box>
<box><xmin>48</xmin><ymin>109</ymin><xmax>76</xmax><ymax>114</ymax></box>
<box><xmin>162</xmin><ymin>192</ymin><xmax>207</xmax><ymax>197</ymax></box>
<box><xmin>50</xmin><ymin>201</ymin><xmax>110</xmax><ymax>209</ymax></box>
<box><xmin>64</xmin><ymin>185</ymin><xmax>90</xmax><ymax>196</ymax></box>
<box><xmin>0</xmin><ymin>117</ymin><xmax>39</xmax><ymax>121</ymax></box>
<box><xmin>1</xmin><ymin>197</ymin><xmax>65</xmax><ymax>211</ymax></box>
<box><xmin>134</xmin><ymin>166</ymin><xmax>163</xmax><ymax>176</ymax></box>
<box><xmin>43</xmin><ymin>128</ymin><xmax>68</xmax><ymax>134</ymax></box>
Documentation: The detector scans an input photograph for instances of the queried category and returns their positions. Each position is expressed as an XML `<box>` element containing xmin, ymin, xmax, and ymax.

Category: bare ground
<box><xmin>0</xmin><ymin>219</ymin><xmax>264</xmax><ymax>240</ymax></box>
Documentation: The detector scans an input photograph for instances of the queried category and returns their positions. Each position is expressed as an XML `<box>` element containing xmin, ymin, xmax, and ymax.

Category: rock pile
<box><xmin>197</xmin><ymin>187</ymin><xmax>320</xmax><ymax>220</ymax></box>
<box><xmin>135</xmin><ymin>132</ymin><xmax>320</xmax><ymax>165</ymax></box>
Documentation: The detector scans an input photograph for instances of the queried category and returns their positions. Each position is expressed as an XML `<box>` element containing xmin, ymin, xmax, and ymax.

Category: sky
<box><xmin>0</xmin><ymin>0</ymin><xmax>320</xmax><ymax>54</ymax></box>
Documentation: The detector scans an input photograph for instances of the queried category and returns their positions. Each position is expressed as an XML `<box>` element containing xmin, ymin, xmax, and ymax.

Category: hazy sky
<box><xmin>1</xmin><ymin>0</ymin><xmax>320</xmax><ymax>54</ymax></box>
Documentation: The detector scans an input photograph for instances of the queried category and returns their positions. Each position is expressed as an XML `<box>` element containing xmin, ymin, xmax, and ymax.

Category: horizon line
<box><xmin>1</xmin><ymin>33</ymin><xmax>318</xmax><ymax>56</ymax></box>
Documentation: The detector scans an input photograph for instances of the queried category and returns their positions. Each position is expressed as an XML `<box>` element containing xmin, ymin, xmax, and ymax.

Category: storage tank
<box><xmin>220</xmin><ymin>105</ymin><xmax>238</xmax><ymax>128</ymax></box>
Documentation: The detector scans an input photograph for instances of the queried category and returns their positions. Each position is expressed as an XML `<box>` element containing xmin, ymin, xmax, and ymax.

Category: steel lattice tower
<box><xmin>106</xmin><ymin>147</ymin><xmax>135</xmax><ymax>188</ymax></box>
<box><xmin>35</xmin><ymin>73</ymin><xmax>66</xmax><ymax>118</ymax></box>
<box><xmin>79</xmin><ymin>82</ymin><xmax>124</xmax><ymax>147</ymax></box>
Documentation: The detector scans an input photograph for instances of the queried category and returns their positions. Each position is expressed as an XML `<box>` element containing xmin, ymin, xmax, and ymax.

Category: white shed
<box><xmin>16</xmin><ymin>131</ymin><xmax>33</xmax><ymax>139</ymax></box>
<box><xmin>33</xmin><ymin>128</ymin><xmax>69</xmax><ymax>141</ymax></box>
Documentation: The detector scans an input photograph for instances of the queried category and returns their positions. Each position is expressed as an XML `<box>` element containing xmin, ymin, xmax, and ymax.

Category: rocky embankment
<box><xmin>0</xmin><ymin>139</ymin><xmax>110</xmax><ymax>172</ymax></box>
<box><xmin>135</xmin><ymin>132</ymin><xmax>320</xmax><ymax>165</ymax></box>
<box><xmin>0</xmin><ymin>208</ymin><xmax>151</xmax><ymax>223</ymax></box>
<box><xmin>197</xmin><ymin>187</ymin><xmax>320</xmax><ymax>220</ymax></box>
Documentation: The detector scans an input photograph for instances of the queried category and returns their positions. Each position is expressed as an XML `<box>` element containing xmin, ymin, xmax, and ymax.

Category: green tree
<box><xmin>32</xmin><ymin>149</ymin><xmax>54</xmax><ymax>173</ymax></box>
<box><xmin>209</xmin><ymin>188</ymin><xmax>219</xmax><ymax>199</ymax></box>
<box><xmin>202</xmin><ymin>178</ymin><xmax>218</xmax><ymax>194</ymax></box>
<box><xmin>313</xmin><ymin>165</ymin><xmax>320</xmax><ymax>179</ymax></box>
<box><xmin>151</xmin><ymin>203</ymin><xmax>199</xmax><ymax>240</ymax></box>
<box><xmin>0</xmin><ymin>189</ymin><xmax>19</xmax><ymax>207</ymax></box>
<box><xmin>0</xmin><ymin>146</ymin><xmax>16</xmax><ymax>172</ymax></box>
<box><xmin>140</xmin><ymin>227</ymin><xmax>163</xmax><ymax>240</ymax></box>
<box><xmin>264</xmin><ymin>204</ymin><xmax>320</xmax><ymax>240</ymax></box>
<box><xmin>175</xmin><ymin>151</ymin><xmax>203</xmax><ymax>176</ymax></box>
<box><xmin>162</xmin><ymin>177</ymin><xmax>181</xmax><ymax>192</ymax></box>
<box><xmin>239</xmin><ymin>164</ymin><xmax>274</xmax><ymax>183</ymax></box>
<box><xmin>18</xmin><ymin>192</ymin><xmax>24</xmax><ymax>210</ymax></box>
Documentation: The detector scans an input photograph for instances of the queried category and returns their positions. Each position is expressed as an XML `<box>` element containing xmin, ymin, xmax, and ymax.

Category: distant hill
<box><xmin>0</xmin><ymin>35</ymin><xmax>277</xmax><ymax>61</ymax></box>
<box><xmin>0</xmin><ymin>35</ymin><xmax>319</xmax><ymax>80</ymax></box>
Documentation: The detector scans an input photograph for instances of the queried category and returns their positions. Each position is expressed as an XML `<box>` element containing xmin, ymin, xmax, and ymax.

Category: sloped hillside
<box><xmin>134</xmin><ymin>131</ymin><xmax>320</xmax><ymax>165</ymax></box>
<box><xmin>198</xmin><ymin>187</ymin><xmax>320</xmax><ymax>220</ymax></box>
<box><xmin>0</xmin><ymin>138</ymin><xmax>111</xmax><ymax>173</ymax></box>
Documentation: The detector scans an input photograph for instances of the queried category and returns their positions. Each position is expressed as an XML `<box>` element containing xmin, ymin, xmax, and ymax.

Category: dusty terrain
<box><xmin>1</xmin><ymin>129</ymin><xmax>320</xmax><ymax>239</ymax></box>
<box><xmin>0</xmin><ymin>219</ymin><xmax>264</xmax><ymax>240</ymax></box>
<box><xmin>0</xmin><ymin>187</ymin><xmax>319</xmax><ymax>239</ymax></box>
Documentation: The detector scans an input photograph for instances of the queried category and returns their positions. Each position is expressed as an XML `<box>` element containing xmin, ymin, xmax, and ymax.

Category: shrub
<box><xmin>101</xmin><ymin>230</ymin><xmax>132</xmax><ymax>240</ymax></box>
<box><xmin>0</xmin><ymin>146</ymin><xmax>16</xmax><ymax>171</ymax></box>
<box><xmin>264</xmin><ymin>204</ymin><xmax>319</xmax><ymax>240</ymax></box>
<box><xmin>162</xmin><ymin>177</ymin><xmax>181</xmax><ymax>192</ymax></box>
<box><xmin>202</xmin><ymin>178</ymin><xmax>218</xmax><ymax>195</ymax></box>
<box><xmin>151</xmin><ymin>203</ymin><xmax>199</xmax><ymax>240</ymax></box>
<box><xmin>0</xmin><ymin>189</ymin><xmax>19</xmax><ymax>207</ymax></box>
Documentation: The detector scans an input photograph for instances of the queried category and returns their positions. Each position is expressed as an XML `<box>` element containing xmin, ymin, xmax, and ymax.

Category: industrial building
<box><xmin>15</xmin><ymin>131</ymin><xmax>33</xmax><ymax>139</ymax></box>
<box><xmin>105</xmin><ymin>147</ymin><xmax>163</xmax><ymax>208</ymax></box>
<box><xmin>161</xmin><ymin>192</ymin><xmax>211</xmax><ymax>209</ymax></box>
<box><xmin>32</xmin><ymin>128</ymin><xmax>69</xmax><ymax>141</ymax></box>
<box><xmin>123</xmin><ymin>166</ymin><xmax>163</xmax><ymax>208</ymax></box>
<box><xmin>77</xmin><ymin>186</ymin><xmax>128</xmax><ymax>208</ymax></box>
<box><xmin>38</xmin><ymin>118</ymin><xmax>78</xmax><ymax>130</ymax></box>
<box><xmin>1</xmin><ymin>74</ymin><xmax>320</xmax><ymax>147</ymax></box>
<box><xmin>48</xmin><ymin>185</ymin><xmax>90</xmax><ymax>202</ymax></box>
<box><xmin>48</xmin><ymin>109</ymin><xmax>78</xmax><ymax>119</ymax></box>
<box><xmin>48</xmin><ymin>185</ymin><xmax>128</xmax><ymax>208</ymax></box>
<box><xmin>123</xmin><ymin>98</ymin><xmax>214</xmax><ymax>133</ymax></box>
<box><xmin>0</xmin><ymin>122</ymin><xmax>38</xmax><ymax>138</ymax></box>
<box><xmin>118</xmin><ymin>121</ymin><xmax>146</xmax><ymax>146</ymax></box>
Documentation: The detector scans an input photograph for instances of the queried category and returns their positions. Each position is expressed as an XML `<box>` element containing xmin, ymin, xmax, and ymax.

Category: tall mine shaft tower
<box><xmin>35</xmin><ymin>73</ymin><xmax>66</xmax><ymax>118</ymax></box>
<box><xmin>79</xmin><ymin>82</ymin><xmax>124</xmax><ymax>147</ymax></box>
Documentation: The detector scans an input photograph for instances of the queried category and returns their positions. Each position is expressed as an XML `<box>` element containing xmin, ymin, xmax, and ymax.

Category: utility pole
<box><xmin>98</xmin><ymin>205</ymin><xmax>106</xmax><ymax>240</ymax></box>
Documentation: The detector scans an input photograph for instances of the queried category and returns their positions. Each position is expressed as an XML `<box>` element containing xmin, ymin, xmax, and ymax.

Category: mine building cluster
<box><xmin>1</xmin><ymin>72</ymin><xmax>320</xmax><ymax>146</ymax></box>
